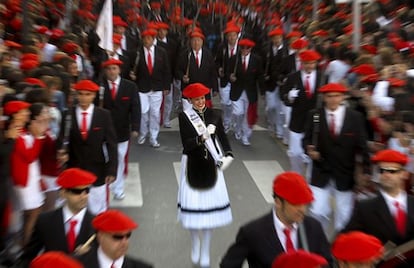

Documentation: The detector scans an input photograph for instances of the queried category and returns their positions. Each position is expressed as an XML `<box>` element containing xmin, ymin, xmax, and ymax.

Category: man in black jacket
<box><xmin>220</xmin><ymin>172</ymin><xmax>332</xmax><ymax>268</ymax></box>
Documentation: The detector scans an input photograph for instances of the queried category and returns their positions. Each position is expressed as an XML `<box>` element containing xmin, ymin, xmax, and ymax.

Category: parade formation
<box><xmin>1</xmin><ymin>0</ymin><xmax>414</xmax><ymax>267</ymax></box>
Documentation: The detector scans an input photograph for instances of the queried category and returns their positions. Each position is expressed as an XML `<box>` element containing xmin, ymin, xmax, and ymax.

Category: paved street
<box><xmin>108</xmin><ymin>102</ymin><xmax>290</xmax><ymax>268</ymax></box>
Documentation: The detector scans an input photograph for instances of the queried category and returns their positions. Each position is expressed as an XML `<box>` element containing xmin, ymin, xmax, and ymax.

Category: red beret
<box><xmin>20</xmin><ymin>60</ymin><xmax>39</xmax><ymax>71</ymax></box>
<box><xmin>291</xmin><ymin>39</ymin><xmax>309</xmax><ymax>50</ymax></box>
<box><xmin>50</xmin><ymin>28</ymin><xmax>65</xmax><ymax>40</ymax></box>
<box><xmin>73</xmin><ymin>80</ymin><xmax>100</xmax><ymax>92</ymax></box>
<box><xmin>360</xmin><ymin>74</ymin><xmax>379</xmax><ymax>84</ymax></box>
<box><xmin>156</xmin><ymin>22</ymin><xmax>169</xmax><ymax>30</ymax></box>
<box><xmin>21</xmin><ymin>53</ymin><xmax>39</xmax><ymax>61</ymax></box>
<box><xmin>61</xmin><ymin>42</ymin><xmax>78</xmax><ymax>54</ymax></box>
<box><xmin>190</xmin><ymin>31</ymin><xmax>205</xmax><ymax>40</ymax></box>
<box><xmin>360</xmin><ymin>44</ymin><xmax>377</xmax><ymax>55</ymax></box>
<box><xmin>4</xmin><ymin>40</ymin><xmax>22</xmax><ymax>49</ymax></box>
<box><xmin>312</xmin><ymin>30</ymin><xmax>329</xmax><ymax>37</ymax></box>
<box><xmin>388</xmin><ymin>78</ymin><xmax>406</xmax><ymax>87</ymax></box>
<box><xmin>102</xmin><ymin>59</ymin><xmax>123</xmax><ymax>68</ymax></box>
<box><xmin>223</xmin><ymin>24</ymin><xmax>240</xmax><ymax>34</ymax></box>
<box><xmin>92</xmin><ymin>209</ymin><xmax>138</xmax><ymax>232</ymax></box>
<box><xmin>238</xmin><ymin>39</ymin><xmax>255</xmax><ymax>48</ymax></box>
<box><xmin>3</xmin><ymin>100</ymin><xmax>30</xmax><ymax>116</ymax></box>
<box><xmin>272</xmin><ymin>250</ymin><xmax>327</xmax><ymax>268</ymax></box>
<box><xmin>182</xmin><ymin>83</ymin><xmax>210</xmax><ymax>99</ymax></box>
<box><xmin>286</xmin><ymin>31</ymin><xmax>302</xmax><ymax>39</ymax></box>
<box><xmin>147</xmin><ymin>22</ymin><xmax>160</xmax><ymax>30</ymax></box>
<box><xmin>299</xmin><ymin>50</ymin><xmax>321</xmax><ymax>62</ymax></box>
<box><xmin>141</xmin><ymin>29</ymin><xmax>158</xmax><ymax>37</ymax></box>
<box><xmin>268</xmin><ymin>28</ymin><xmax>284</xmax><ymax>37</ymax></box>
<box><xmin>30</xmin><ymin>251</ymin><xmax>83</xmax><ymax>268</ymax></box>
<box><xmin>273</xmin><ymin>172</ymin><xmax>314</xmax><ymax>204</ymax></box>
<box><xmin>9</xmin><ymin>17</ymin><xmax>22</xmax><ymax>31</ymax></box>
<box><xmin>318</xmin><ymin>83</ymin><xmax>348</xmax><ymax>93</ymax></box>
<box><xmin>332</xmin><ymin>231</ymin><xmax>383</xmax><ymax>262</ymax></box>
<box><xmin>150</xmin><ymin>2</ymin><xmax>161</xmax><ymax>9</ymax></box>
<box><xmin>57</xmin><ymin>168</ymin><xmax>97</xmax><ymax>188</ymax></box>
<box><xmin>350</xmin><ymin>64</ymin><xmax>376</xmax><ymax>75</ymax></box>
<box><xmin>113</xmin><ymin>16</ymin><xmax>128</xmax><ymax>27</ymax></box>
<box><xmin>36</xmin><ymin>25</ymin><xmax>49</xmax><ymax>35</ymax></box>
<box><xmin>24</xmin><ymin>78</ymin><xmax>47</xmax><ymax>88</ymax></box>
<box><xmin>371</xmin><ymin>149</ymin><xmax>408</xmax><ymax>165</ymax></box>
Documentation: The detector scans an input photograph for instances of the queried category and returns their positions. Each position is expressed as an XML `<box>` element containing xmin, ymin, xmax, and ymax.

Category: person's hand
<box><xmin>131</xmin><ymin>131</ymin><xmax>139</xmax><ymax>138</ymax></box>
<box><xmin>183</xmin><ymin>75</ymin><xmax>190</xmax><ymax>84</ymax></box>
<box><xmin>288</xmin><ymin>88</ymin><xmax>299</xmax><ymax>102</ymax></box>
<box><xmin>105</xmin><ymin>176</ymin><xmax>116</xmax><ymax>184</ymax></box>
<box><xmin>306</xmin><ymin>145</ymin><xmax>320</xmax><ymax>161</ymax></box>
<box><xmin>220</xmin><ymin>156</ymin><xmax>234</xmax><ymax>171</ymax></box>
<box><xmin>207</xmin><ymin>124</ymin><xmax>216</xmax><ymax>135</ymax></box>
<box><xmin>129</xmin><ymin>71</ymin><xmax>137</xmax><ymax>81</ymax></box>
<box><xmin>163</xmin><ymin>89</ymin><xmax>170</xmax><ymax>96</ymax></box>
<box><xmin>229</xmin><ymin>73</ymin><xmax>237</xmax><ymax>83</ymax></box>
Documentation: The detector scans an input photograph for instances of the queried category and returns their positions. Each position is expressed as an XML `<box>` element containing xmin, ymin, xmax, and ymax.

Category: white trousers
<box><xmin>88</xmin><ymin>184</ymin><xmax>108</xmax><ymax>214</ymax></box>
<box><xmin>111</xmin><ymin>141</ymin><xmax>128</xmax><ymax>196</ymax></box>
<box><xmin>265</xmin><ymin>88</ymin><xmax>284</xmax><ymax>137</ymax></box>
<box><xmin>139</xmin><ymin>91</ymin><xmax>163</xmax><ymax>142</ymax></box>
<box><xmin>310</xmin><ymin>182</ymin><xmax>354</xmax><ymax>233</ymax></box>
<box><xmin>283</xmin><ymin>105</ymin><xmax>291</xmax><ymax>144</ymax></box>
<box><xmin>219</xmin><ymin>83</ymin><xmax>232</xmax><ymax>129</ymax></box>
<box><xmin>162</xmin><ymin>84</ymin><xmax>173</xmax><ymax>126</ymax></box>
<box><xmin>287</xmin><ymin>131</ymin><xmax>310</xmax><ymax>175</ymax></box>
<box><xmin>232</xmin><ymin>91</ymin><xmax>252</xmax><ymax>140</ymax></box>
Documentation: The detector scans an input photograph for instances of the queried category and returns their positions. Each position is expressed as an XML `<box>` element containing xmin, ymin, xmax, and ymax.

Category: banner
<box><xmin>96</xmin><ymin>0</ymin><xmax>113</xmax><ymax>52</ymax></box>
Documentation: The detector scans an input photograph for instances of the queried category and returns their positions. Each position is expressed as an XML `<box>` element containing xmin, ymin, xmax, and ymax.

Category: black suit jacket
<box><xmin>157</xmin><ymin>37</ymin><xmax>179</xmax><ymax>82</ymax></box>
<box><xmin>135</xmin><ymin>45</ymin><xmax>171</xmax><ymax>92</ymax></box>
<box><xmin>343</xmin><ymin>194</ymin><xmax>414</xmax><ymax>246</ymax></box>
<box><xmin>77</xmin><ymin>245</ymin><xmax>153</xmax><ymax>268</ymax></box>
<box><xmin>220</xmin><ymin>212</ymin><xmax>332</xmax><ymax>268</ymax></box>
<box><xmin>227</xmin><ymin>52</ymin><xmax>264</xmax><ymax>103</ymax></box>
<box><xmin>99</xmin><ymin>78</ymin><xmax>141</xmax><ymax>142</ymax></box>
<box><xmin>261</xmin><ymin>43</ymin><xmax>288</xmax><ymax>92</ymax></box>
<box><xmin>280</xmin><ymin>70</ymin><xmax>324</xmax><ymax>133</ymax></box>
<box><xmin>175</xmin><ymin>48</ymin><xmax>219</xmax><ymax>95</ymax></box>
<box><xmin>215</xmin><ymin>42</ymin><xmax>237</xmax><ymax>87</ymax></box>
<box><xmin>178</xmin><ymin>108</ymin><xmax>232</xmax><ymax>189</ymax></box>
<box><xmin>302</xmin><ymin>107</ymin><xmax>371</xmax><ymax>191</ymax></box>
<box><xmin>279</xmin><ymin>53</ymin><xmax>298</xmax><ymax>80</ymax></box>
<box><xmin>67</xmin><ymin>106</ymin><xmax>118</xmax><ymax>186</ymax></box>
<box><xmin>22</xmin><ymin>208</ymin><xmax>95</xmax><ymax>262</ymax></box>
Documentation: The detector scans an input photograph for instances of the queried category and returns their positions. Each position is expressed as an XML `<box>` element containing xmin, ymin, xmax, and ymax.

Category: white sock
<box><xmin>190</xmin><ymin>229</ymin><xmax>200</xmax><ymax>264</ymax></box>
<box><xmin>200</xmin><ymin>229</ymin><xmax>212</xmax><ymax>267</ymax></box>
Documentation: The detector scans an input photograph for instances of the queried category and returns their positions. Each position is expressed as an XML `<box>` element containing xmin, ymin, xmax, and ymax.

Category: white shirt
<box><xmin>193</xmin><ymin>49</ymin><xmax>202</xmax><ymax>67</ymax></box>
<box><xmin>272</xmin><ymin>207</ymin><xmax>298</xmax><ymax>251</ymax></box>
<box><xmin>76</xmin><ymin>104</ymin><xmax>94</xmax><ymax>131</ymax></box>
<box><xmin>242</xmin><ymin>53</ymin><xmax>251</xmax><ymax>69</ymax></box>
<box><xmin>145</xmin><ymin>46</ymin><xmax>155</xmax><ymax>67</ymax></box>
<box><xmin>62</xmin><ymin>206</ymin><xmax>87</xmax><ymax>236</ymax></box>
<box><xmin>107</xmin><ymin>76</ymin><xmax>121</xmax><ymax>95</ymax></box>
<box><xmin>381</xmin><ymin>190</ymin><xmax>407</xmax><ymax>217</ymax></box>
<box><xmin>98</xmin><ymin>246</ymin><xmax>125</xmax><ymax>268</ymax></box>
<box><xmin>324</xmin><ymin>105</ymin><xmax>345</xmax><ymax>135</ymax></box>
<box><xmin>301</xmin><ymin>70</ymin><xmax>316</xmax><ymax>94</ymax></box>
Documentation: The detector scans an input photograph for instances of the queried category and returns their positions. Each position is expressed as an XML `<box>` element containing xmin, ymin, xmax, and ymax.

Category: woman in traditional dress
<box><xmin>177</xmin><ymin>83</ymin><xmax>234</xmax><ymax>267</ymax></box>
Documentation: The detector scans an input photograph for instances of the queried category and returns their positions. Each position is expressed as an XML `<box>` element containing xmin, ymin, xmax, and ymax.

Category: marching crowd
<box><xmin>1</xmin><ymin>0</ymin><xmax>414</xmax><ymax>267</ymax></box>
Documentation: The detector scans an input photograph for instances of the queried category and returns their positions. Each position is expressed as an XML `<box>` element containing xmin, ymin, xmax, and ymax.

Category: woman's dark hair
<box><xmin>28</xmin><ymin>102</ymin><xmax>45</xmax><ymax>122</ymax></box>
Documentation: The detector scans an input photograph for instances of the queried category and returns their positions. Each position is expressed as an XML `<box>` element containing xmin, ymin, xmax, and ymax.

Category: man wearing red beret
<box><xmin>175</xmin><ymin>30</ymin><xmax>219</xmax><ymax>110</ymax></box>
<box><xmin>261</xmin><ymin>28</ymin><xmax>289</xmax><ymax>140</ymax></box>
<box><xmin>344</xmin><ymin>149</ymin><xmax>414</xmax><ymax>264</ymax></box>
<box><xmin>77</xmin><ymin>209</ymin><xmax>153</xmax><ymax>268</ymax></box>
<box><xmin>99</xmin><ymin>59</ymin><xmax>141</xmax><ymax>200</ymax></box>
<box><xmin>133</xmin><ymin>29</ymin><xmax>171</xmax><ymax>148</ymax></box>
<box><xmin>280</xmin><ymin>49</ymin><xmax>325</xmax><ymax>175</ymax></box>
<box><xmin>302</xmin><ymin>83</ymin><xmax>371</xmax><ymax>234</ymax></box>
<box><xmin>220</xmin><ymin>172</ymin><xmax>332</xmax><ymax>267</ymax></box>
<box><xmin>227</xmin><ymin>38</ymin><xmax>264</xmax><ymax>146</ymax></box>
<box><xmin>22</xmin><ymin>168</ymin><xmax>96</xmax><ymax>262</ymax></box>
<box><xmin>30</xmin><ymin>251</ymin><xmax>84</xmax><ymax>268</ymax></box>
<box><xmin>59</xmin><ymin>80</ymin><xmax>117</xmax><ymax>214</ymax></box>
<box><xmin>215</xmin><ymin>24</ymin><xmax>240</xmax><ymax>133</ymax></box>
<box><xmin>272</xmin><ymin>250</ymin><xmax>328</xmax><ymax>268</ymax></box>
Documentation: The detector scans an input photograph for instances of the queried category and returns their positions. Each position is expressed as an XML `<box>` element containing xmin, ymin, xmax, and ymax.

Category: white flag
<box><xmin>96</xmin><ymin>0</ymin><xmax>113</xmax><ymax>52</ymax></box>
